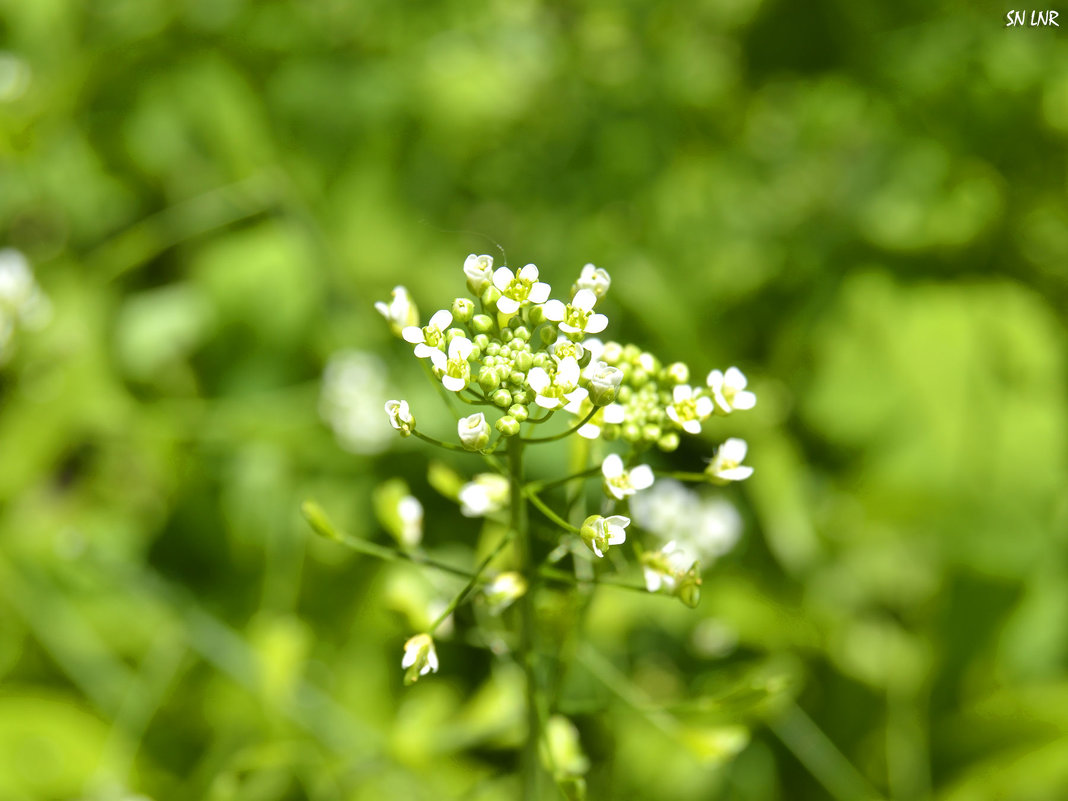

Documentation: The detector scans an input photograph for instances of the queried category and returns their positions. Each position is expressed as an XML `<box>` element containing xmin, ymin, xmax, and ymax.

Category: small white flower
<box><xmin>586</xmin><ymin>361</ymin><xmax>623</xmax><ymax>406</ymax></box>
<box><xmin>706</xmin><ymin>367</ymin><xmax>756</xmax><ymax>414</ymax></box>
<box><xmin>459</xmin><ymin>473</ymin><xmax>510</xmax><ymax>517</ymax></box>
<box><xmin>397</xmin><ymin>495</ymin><xmax>423</xmax><ymax>548</ymax></box>
<box><xmin>527</xmin><ymin>356</ymin><xmax>587</xmax><ymax>410</ymax></box>
<box><xmin>580</xmin><ymin>514</ymin><xmax>629</xmax><ymax>558</ymax></box>
<box><xmin>601</xmin><ymin>453</ymin><xmax>655</xmax><ymax>501</ymax></box>
<box><xmin>573</xmin><ymin>264</ymin><xmax>611</xmax><ymax>299</ymax></box>
<box><xmin>706</xmin><ymin>438</ymin><xmax>754</xmax><ymax>484</ymax></box>
<box><xmin>429</xmin><ymin>335</ymin><xmax>474</xmax><ymax>392</ymax></box>
<box><xmin>319</xmin><ymin>351</ymin><xmax>392</xmax><ymax>454</ymax></box>
<box><xmin>540</xmin><ymin>289</ymin><xmax>608</xmax><ymax>336</ymax></box>
<box><xmin>463</xmin><ymin>253</ymin><xmax>495</xmax><ymax>293</ymax></box>
<box><xmin>457</xmin><ymin>411</ymin><xmax>491</xmax><ymax>451</ymax></box>
<box><xmin>665</xmin><ymin>384</ymin><xmax>714</xmax><ymax>435</ymax></box>
<box><xmin>575</xmin><ymin>401</ymin><xmax>624</xmax><ymax>440</ymax></box>
<box><xmin>641</xmin><ymin>541</ymin><xmax>696</xmax><ymax>594</ymax></box>
<box><xmin>402</xmin><ymin>309</ymin><xmax>453</xmax><ymax>359</ymax></box>
<box><xmin>630</xmin><ymin>479</ymin><xmax>742</xmax><ymax>563</ymax></box>
<box><xmin>492</xmin><ymin>264</ymin><xmax>551</xmax><ymax>315</ymax></box>
<box><xmin>384</xmin><ymin>399</ymin><xmax>415</xmax><ymax>436</ymax></box>
<box><xmin>401</xmin><ymin>633</ymin><xmax>439</xmax><ymax>684</ymax></box>
<box><xmin>374</xmin><ymin>285</ymin><xmax>419</xmax><ymax>336</ymax></box>
<box><xmin>483</xmin><ymin>571</ymin><xmax>527</xmax><ymax>614</ymax></box>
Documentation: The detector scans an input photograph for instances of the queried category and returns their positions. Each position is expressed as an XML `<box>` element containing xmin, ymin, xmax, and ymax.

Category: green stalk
<box><xmin>510</xmin><ymin>436</ymin><xmax>541</xmax><ymax>800</ymax></box>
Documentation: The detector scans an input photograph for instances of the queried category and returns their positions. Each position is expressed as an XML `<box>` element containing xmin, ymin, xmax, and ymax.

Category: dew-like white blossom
<box><xmin>580</xmin><ymin>514</ymin><xmax>629</xmax><ymax>558</ymax></box>
<box><xmin>320</xmin><ymin>351</ymin><xmax>393</xmax><ymax>454</ymax></box>
<box><xmin>601</xmin><ymin>453</ymin><xmax>654</xmax><ymax>501</ymax></box>
<box><xmin>384</xmin><ymin>399</ymin><xmax>415</xmax><ymax>436</ymax></box>
<box><xmin>459</xmin><ymin>473</ymin><xmax>510</xmax><ymax>517</ymax></box>
<box><xmin>401</xmin><ymin>633</ymin><xmax>438</xmax><ymax>683</ymax></box>
<box><xmin>374</xmin><ymin>285</ymin><xmax>418</xmax><ymax>336</ymax></box>
<box><xmin>540</xmin><ymin>289</ymin><xmax>608</xmax><ymax>336</ymax></box>
<box><xmin>665</xmin><ymin>384</ymin><xmax>714</xmax><ymax>435</ymax></box>
<box><xmin>429</xmin><ymin>335</ymin><xmax>475</xmax><ymax>392</ymax></box>
<box><xmin>492</xmin><ymin>264</ymin><xmax>551</xmax><ymax>315</ymax></box>
<box><xmin>402</xmin><ymin>309</ymin><xmax>453</xmax><ymax>359</ymax></box>
<box><xmin>458</xmin><ymin>411</ymin><xmax>490</xmax><ymax>451</ymax></box>
<box><xmin>527</xmin><ymin>356</ymin><xmax>587</xmax><ymax>410</ymax></box>
<box><xmin>706</xmin><ymin>367</ymin><xmax>756</xmax><ymax>415</ymax></box>
<box><xmin>573</xmin><ymin>263</ymin><xmax>611</xmax><ymax>299</ymax></box>
<box><xmin>706</xmin><ymin>438</ymin><xmax>754</xmax><ymax>484</ymax></box>
<box><xmin>397</xmin><ymin>495</ymin><xmax>423</xmax><ymax>548</ymax></box>
<box><xmin>463</xmin><ymin>253</ymin><xmax>495</xmax><ymax>294</ymax></box>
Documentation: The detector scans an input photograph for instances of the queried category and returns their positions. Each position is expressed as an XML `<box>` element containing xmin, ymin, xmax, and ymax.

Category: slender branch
<box><xmin>301</xmin><ymin>501</ymin><xmax>474</xmax><ymax>580</ymax></box>
<box><xmin>527</xmin><ymin>464</ymin><xmax>602</xmax><ymax>493</ymax></box>
<box><xmin>520</xmin><ymin>406</ymin><xmax>598</xmax><ymax>443</ymax></box>
<box><xmin>656</xmin><ymin>470</ymin><xmax>711</xmax><ymax>483</ymax></box>
<box><xmin>524</xmin><ymin>409</ymin><xmax>556</xmax><ymax>426</ymax></box>
<box><xmin>524</xmin><ymin>488</ymin><xmax>581</xmax><ymax>534</ymax></box>
<box><xmin>411</xmin><ymin>429</ymin><xmax>467</xmax><ymax>452</ymax></box>
<box><xmin>430</xmin><ymin>530</ymin><xmax>515</xmax><ymax>632</ymax></box>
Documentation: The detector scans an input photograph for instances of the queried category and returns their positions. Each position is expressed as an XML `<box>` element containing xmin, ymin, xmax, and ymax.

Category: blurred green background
<box><xmin>1</xmin><ymin>0</ymin><xmax>1067</xmax><ymax>799</ymax></box>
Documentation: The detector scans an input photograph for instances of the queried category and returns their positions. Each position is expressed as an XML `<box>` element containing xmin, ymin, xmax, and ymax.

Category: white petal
<box><xmin>527</xmin><ymin>367</ymin><xmax>549</xmax><ymax>393</ymax></box>
<box><xmin>493</xmin><ymin>267</ymin><xmax>514</xmax><ymax>291</ymax></box>
<box><xmin>720</xmin><ymin>466</ymin><xmax>754</xmax><ymax>481</ymax></box>
<box><xmin>429</xmin><ymin>309</ymin><xmax>453</xmax><ymax>330</ymax></box>
<box><xmin>603</xmin><ymin>403</ymin><xmax>625</xmax><ymax>424</ymax></box>
<box><xmin>518</xmin><ymin>264</ymin><xmax>539</xmax><ymax>281</ymax></box>
<box><xmin>733</xmin><ymin>390</ymin><xmax>757</xmax><ymax>410</ymax></box>
<box><xmin>644</xmin><ymin>568</ymin><xmax>662</xmax><ymax>593</ymax></box>
<box><xmin>535</xmin><ymin>394</ymin><xmax>560</xmax><ymax>409</ymax></box>
<box><xmin>374</xmin><ymin>301</ymin><xmax>388</xmax><ymax>317</ymax></box>
<box><xmin>673</xmin><ymin>384</ymin><xmax>692</xmax><ymax>403</ymax></box>
<box><xmin>706</xmin><ymin>369</ymin><xmax>724</xmax><ymax>390</ymax></box>
<box><xmin>591</xmin><ymin>541</ymin><xmax>604</xmax><ymax>558</ymax></box>
<box><xmin>724</xmin><ymin>366</ymin><xmax>747</xmax><ymax>390</ymax></box>
<box><xmin>564</xmin><ymin>387</ymin><xmax>588</xmax><ymax>406</ymax></box>
<box><xmin>602</xmin><ymin>453</ymin><xmax>624</xmax><ymax>479</ymax></box>
<box><xmin>557</xmin><ymin>357</ymin><xmax>579</xmax><ymax>386</ymax></box>
<box><xmin>442</xmin><ymin>375</ymin><xmax>466</xmax><ymax>392</ymax></box>
<box><xmin>606</xmin><ymin>515</ymin><xmax>630</xmax><ymax>528</ymax></box>
<box><xmin>683</xmin><ymin>419</ymin><xmax>701</xmax><ymax>435</ymax></box>
<box><xmin>696</xmin><ymin>396</ymin><xmax>714</xmax><ymax>417</ymax></box>
<box><xmin>578</xmin><ymin>423</ymin><xmax>601</xmax><ymax>439</ymax></box>
<box><xmin>572</xmin><ymin>289</ymin><xmax>597</xmax><ymax>311</ymax></box>
<box><xmin>401</xmin><ymin>647</ymin><xmax>417</xmax><ymax>668</ymax></box>
<box><xmin>665</xmin><ymin>407</ymin><xmax>680</xmax><ymax>424</ymax></box>
<box><xmin>559</xmin><ymin>322</ymin><xmax>579</xmax><ymax>334</ymax></box>
<box><xmin>529</xmin><ymin>282</ymin><xmax>551</xmax><ymax>303</ymax></box>
<box><xmin>722</xmin><ymin>438</ymin><xmax>748</xmax><ymax>461</ymax></box>
<box><xmin>426</xmin><ymin>649</ymin><xmax>438</xmax><ymax>672</ymax></box>
<box><xmin>427</xmin><ymin>348</ymin><xmax>447</xmax><ymax>369</ymax></box>
<box><xmin>496</xmin><ymin>296</ymin><xmax>520</xmax><ymax>314</ymax></box>
<box><xmin>606</xmin><ymin>484</ymin><xmax>626</xmax><ymax>501</ymax></box>
<box><xmin>402</xmin><ymin>326</ymin><xmax>424</xmax><ymax>344</ymax></box>
<box><xmin>585</xmin><ymin>313</ymin><xmax>608</xmax><ymax>334</ymax></box>
<box><xmin>450</xmin><ymin>336</ymin><xmax>473</xmax><ymax>360</ymax></box>
<box><xmin>630</xmin><ymin>465</ymin><xmax>654</xmax><ymax>490</ymax></box>
<box><xmin>542</xmin><ymin>299</ymin><xmax>566</xmax><ymax>321</ymax></box>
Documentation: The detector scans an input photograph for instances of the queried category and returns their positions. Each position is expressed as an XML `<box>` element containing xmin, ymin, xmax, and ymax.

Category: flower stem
<box><xmin>526</xmin><ymin>464</ymin><xmax>602</xmax><ymax>493</ymax></box>
<box><xmin>525</xmin><ymin>488</ymin><xmax>582</xmax><ymax>534</ymax></box>
<box><xmin>520</xmin><ymin>406</ymin><xmax>599</xmax><ymax>444</ymax></box>
<box><xmin>411</xmin><ymin>429</ymin><xmax>467</xmax><ymax>452</ymax></box>
<box><xmin>429</xmin><ymin>529</ymin><xmax>514</xmax><ymax>632</ymax></box>
<box><xmin>509</xmin><ymin>436</ymin><xmax>541</xmax><ymax>801</ymax></box>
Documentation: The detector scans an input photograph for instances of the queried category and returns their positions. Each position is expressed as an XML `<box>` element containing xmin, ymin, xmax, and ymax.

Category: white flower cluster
<box><xmin>377</xmin><ymin>255</ymin><xmax>758</xmax><ymax>455</ymax></box>
<box><xmin>319</xmin><ymin>350</ymin><xmax>394</xmax><ymax>454</ymax></box>
<box><xmin>0</xmin><ymin>248</ymin><xmax>50</xmax><ymax>362</ymax></box>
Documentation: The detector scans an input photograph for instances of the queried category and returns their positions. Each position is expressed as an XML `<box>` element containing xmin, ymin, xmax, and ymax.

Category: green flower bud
<box><xmin>539</xmin><ymin>324</ymin><xmax>559</xmax><ymax>345</ymax></box>
<box><xmin>514</xmin><ymin>351</ymin><xmax>533</xmax><ymax>372</ymax></box>
<box><xmin>512</xmin><ymin>389</ymin><xmax>533</xmax><ymax>405</ymax></box>
<box><xmin>601</xmin><ymin>423</ymin><xmax>621</xmax><ymax>440</ymax></box>
<box><xmin>622</xmin><ymin>423</ymin><xmax>642</xmax><ymax>443</ymax></box>
<box><xmin>509</xmin><ymin>371</ymin><xmax>525</xmax><ymax>386</ymax></box>
<box><xmin>678</xmin><ymin>564</ymin><xmax>702</xmax><ymax>609</ymax></box>
<box><xmin>472</xmin><ymin>314</ymin><xmax>495</xmax><ymax>334</ymax></box>
<box><xmin>473</xmin><ymin>333</ymin><xmax>490</xmax><ymax>351</ymax></box>
<box><xmin>481</xmin><ymin>285</ymin><xmax>502</xmax><ymax>308</ymax></box>
<box><xmin>665</xmin><ymin>361</ymin><xmax>689</xmax><ymax>384</ymax></box>
<box><xmin>508</xmin><ymin>404</ymin><xmax>529</xmax><ymax>422</ymax></box>
<box><xmin>479</xmin><ymin>366</ymin><xmax>501</xmax><ymax>394</ymax></box>
<box><xmin>602</xmin><ymin>341</ymin><xmax>624</xmax><ymax>364</ymax></box>
<box><xmin>495</xmin><ymin>415</ymin><xmax>520</xmax><ymax>436</ymax></box>
<box><xmin>513</xmin><ymin>325</ymin><xmax>531</xmax><ymax>342</ymax></box>
<box><xmin>501</xmin><ymin>328</ymin><xmax>514</xmax><ymax>343</ymax></box>
<box><xmin>492</xmin><ymin>388</ymin><xmax>513</xmax><ymax>408</ymax></box>
<box><xmin>486</xmin><ymin>341</ymin><xmax>501</xmax><ymax>356</ymax></box>
<box><xmin>532</xmin><ymin>353</ymin><xmax>552</xmax><ymax>369</ymax></box>
<box><xmin>528</xmin><ymin>304</ymin><xmax>546</xmax><ymax>326</ymax></box>
<box><xmin>657</xmin><ymin>432</ymin><xmax>680</xmax><ymax>452</ymax></box>
<box><xmin>642</xmin><ymin>423</ymin><xmax>662</xmax><ymax>442</ymax></box>
<box><xmin>451</xmin><ymin>297</ymin><xmax>475</xmax><ymax>323</ymax></box>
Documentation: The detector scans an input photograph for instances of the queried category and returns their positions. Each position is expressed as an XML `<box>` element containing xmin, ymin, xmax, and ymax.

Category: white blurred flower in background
<box><xmin>319</xmin><ymin>350</ymin><xmax>393</xmax><ymax>454</ymax></box>
<box><xmin>630</xmin><ymin>478</ymin><xmax>742</xmax><ymax>563</ymax></box>
<box><xmin>0</xmin><ymin>248</ymin><xmax>51</xmax><ymax>362</ymax></box>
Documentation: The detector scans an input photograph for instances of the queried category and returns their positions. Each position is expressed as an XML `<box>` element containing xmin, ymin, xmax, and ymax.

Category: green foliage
<box><xmin>0</xmin><ymin>0</ymin><xmax>1066</xmax><ymax>799</ymax></box>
